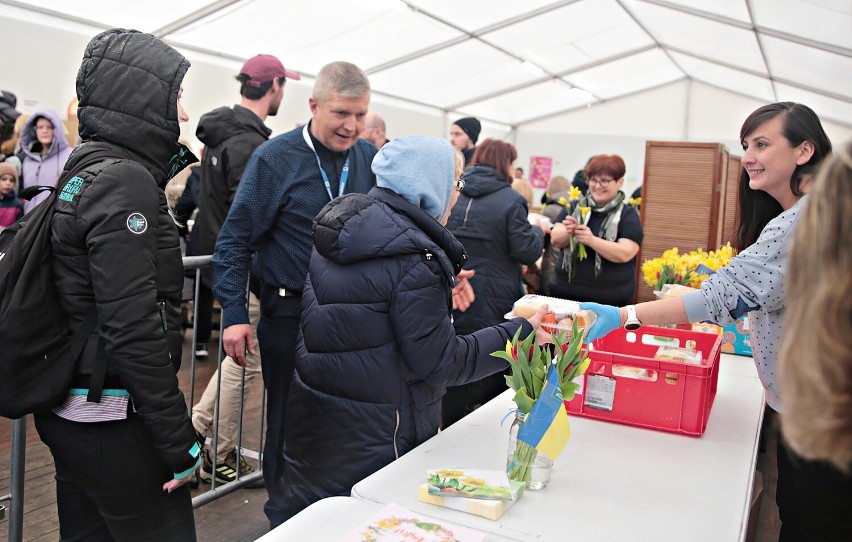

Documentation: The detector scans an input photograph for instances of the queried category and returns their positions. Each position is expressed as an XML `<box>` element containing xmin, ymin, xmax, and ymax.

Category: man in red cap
<box><xmin>187</xmin><ymin>53</ymin><xmax>300</xmax><ymax>487</ymax></box>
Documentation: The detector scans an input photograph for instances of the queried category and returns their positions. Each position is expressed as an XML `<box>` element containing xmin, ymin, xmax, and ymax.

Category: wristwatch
<box><xmin>624</xmin><ymin>305</ymin><xmax>642</xmax><ymax>331</ymax></box>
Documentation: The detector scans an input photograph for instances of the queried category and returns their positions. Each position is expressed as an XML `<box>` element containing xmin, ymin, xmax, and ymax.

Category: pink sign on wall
<box><xmin>529</xmin><ymin>156</ymin><xmax>552</xmax><ymax>188</ymax></box>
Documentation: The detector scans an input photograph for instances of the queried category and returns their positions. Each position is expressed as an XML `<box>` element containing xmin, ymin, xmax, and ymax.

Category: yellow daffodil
<box><xmin>642</xmin><ymin>243</ymin><xmax>737</xmax><ymax>290</ymax></box>
<box><xmin>568</xmin><ymin>186</ymin><xmax>582</xmax><ymax>201</ymax></box>
<box><xmin>576</xmin><ymin>206</ymin><xmax>592</xmax><ymax>260</ymax></box>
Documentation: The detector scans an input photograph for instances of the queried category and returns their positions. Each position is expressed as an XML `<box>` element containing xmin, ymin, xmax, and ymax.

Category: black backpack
<box><xmin>0</xmin><ymin>150</ymin><xmax>121</xmax><ymax>419</ymax></box>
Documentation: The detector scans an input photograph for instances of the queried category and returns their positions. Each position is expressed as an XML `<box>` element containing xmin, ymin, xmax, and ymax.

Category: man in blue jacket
<box><xmin>189</xmin><ymin>54</ymin><xmax>299</xmax><ymax>487</ymax></box>
<box><xmin>212</xmin><ymin>61</ymin><xmax>377</xmax><ymax>527</ymax></box>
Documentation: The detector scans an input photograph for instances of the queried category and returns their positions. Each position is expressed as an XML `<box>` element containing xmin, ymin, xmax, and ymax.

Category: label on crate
<box><xmin>584</xmin><ymin>375</ymin><xmax>615</xmax><ymax>411</ymax></box>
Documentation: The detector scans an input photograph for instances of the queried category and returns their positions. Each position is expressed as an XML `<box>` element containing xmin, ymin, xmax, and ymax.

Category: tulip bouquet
<box><xmin>491</xmin><ymin>320</ymin><xmax>590</xmax><ymax>484</ymax></box>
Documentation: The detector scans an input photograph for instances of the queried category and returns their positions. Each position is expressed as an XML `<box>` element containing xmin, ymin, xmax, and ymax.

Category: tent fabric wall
<box><xmin>2</xmin><ymin>0</ymin><xmax>851</xmax><ymax>190</ymax></box>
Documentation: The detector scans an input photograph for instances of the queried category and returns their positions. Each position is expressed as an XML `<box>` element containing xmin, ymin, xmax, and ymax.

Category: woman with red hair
<box><xmin>548</xmin><ymin>154</ymin><xmax>643</xmax><ymax>306</ymax></box>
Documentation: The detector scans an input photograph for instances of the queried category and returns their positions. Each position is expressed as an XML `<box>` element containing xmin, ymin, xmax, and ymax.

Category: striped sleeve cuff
<box><xmin>174</xmin><ymin>442</ymin><xmax>203</xmax><ymax>480</ymax></box>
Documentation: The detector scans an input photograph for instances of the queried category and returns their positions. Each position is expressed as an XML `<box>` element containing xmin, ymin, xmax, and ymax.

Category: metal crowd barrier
<box><xmin>184</xmin><ymin>255</ymin><xmax>266</xmax><ymax>504</ymax></box>
<box><xmin>2</xmin><ymin>255</ymin><xmax>265</xmax><ymax>541</ymax></box>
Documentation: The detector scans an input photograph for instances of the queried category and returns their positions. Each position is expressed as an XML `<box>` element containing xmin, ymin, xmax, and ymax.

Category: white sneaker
<box><xmin>195</xmin><ymin>343</ymin><xmax>209</xmax><ymax>358</ymax></box>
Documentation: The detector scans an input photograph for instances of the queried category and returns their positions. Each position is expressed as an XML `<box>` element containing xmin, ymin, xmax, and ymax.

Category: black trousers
<box><xmin>776</xmin><ymin>436</ymin><xmax>852</xmax><ymax>541</ymax></box>
<box><xmin>34</xmin><ymin>411</ymin><xmax>196</xmax><ymax>542</ymax></box>
<box><xmin>256</xmin><ymin>285</ymin><xmax>302</xmax><ymax>529</ymax></box>
<box><xmin>194</xmin><ymin>281</ymin><xmax>214</xmax><ymax>344</ymax></box>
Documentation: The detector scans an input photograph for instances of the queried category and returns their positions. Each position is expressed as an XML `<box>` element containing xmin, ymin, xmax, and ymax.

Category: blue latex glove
<box><xmin>579</xmin><ymin>302</ymin><xmax>621</xmax><ymax>342</ymax></box>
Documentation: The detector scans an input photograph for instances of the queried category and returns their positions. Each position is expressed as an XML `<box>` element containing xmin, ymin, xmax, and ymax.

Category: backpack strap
<box><xmin>63</xmin><ymin>308</ymin><xmax>103</xmax><ymax>403</ymax></box>
<box><xmin>54</xmin><ymin>150</ymin><xmax>126</xmax><ymax>404</ymax></box>
<box><xmin>17</xmin><ymin>184</ymin><xmax>56</xmax><ymax>201</ymax></box>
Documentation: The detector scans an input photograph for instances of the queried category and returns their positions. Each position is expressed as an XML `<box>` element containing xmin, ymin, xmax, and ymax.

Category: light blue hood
<box><xmin>371</xmin><ymin>135</ymin><xmax>455</xmax><ymax>221</ymax></box>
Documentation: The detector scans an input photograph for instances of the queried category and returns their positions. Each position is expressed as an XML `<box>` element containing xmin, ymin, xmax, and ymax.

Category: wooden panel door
<box><xmin>635</xmin><ymin>142</ymin><xmax>727</xmax><ymax>302</ymax></box>
<box><xmin>720</xmin><ymin>154</ymin><xmax>742</xmax><ymax>247</ymax></box>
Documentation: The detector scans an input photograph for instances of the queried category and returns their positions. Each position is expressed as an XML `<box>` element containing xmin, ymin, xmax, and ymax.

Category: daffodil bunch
<box><xmin>642</xmin><ymin>243</ymin><xmax>736</xmax><ymax>290</ymax></box>
<box><xmin>687</xmin><ymin>243</ymin><xmax>735</xmax><ymax>287</ymax></box>
<box><xmin>628</xmin><ymin>196</ymin><xmax>642</xmax><ymax>208</ymax></box>
<box><xmin>575</xmin><ymin>206</ymin><xmax>591</xmax><ymax>260</ymax></box>
<box><xmin>642</xmin><ymin>247</ymin><xmax>694</xmax><ymax>290</ymax></box>
<box><xmin>491</xmin><ymin>320</ymin><xmax>590</xmax><ymax>414</ymax></box>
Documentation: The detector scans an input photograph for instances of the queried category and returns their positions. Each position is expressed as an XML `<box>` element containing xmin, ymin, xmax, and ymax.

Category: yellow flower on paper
<box><xmin>459</xmin><ymin>476</ymin><xmax>487</xmax><ymax>487</ymax></box>
<box><xmin>376</xmin><ymin>517</ymin><xmax>401</xmax><ymax>529</ymax></box>
<box><xmin>435</xmin><ymin>469</ymin><xmax>464</xmax><ymax>478</ymax></box>
<box><xmin>568</xmin><ymin>186</ymin><xmax>582</xmax><ymax>201</ymax></box>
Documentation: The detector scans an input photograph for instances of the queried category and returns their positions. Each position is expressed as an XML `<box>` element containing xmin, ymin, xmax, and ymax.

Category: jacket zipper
<box><xmin>462</xmin><ymin>198</ymin><xmax>474</xmax><ymax>228</ymax></box>
<box><xmin>157</xmin><ymin>300</ymin><xmax>168</xmax><ymax>332</ymax></box>
<box><xmin>393</xmin><ymin>409</ymin><xmax>400</xmax><ymax>459</ymax></box>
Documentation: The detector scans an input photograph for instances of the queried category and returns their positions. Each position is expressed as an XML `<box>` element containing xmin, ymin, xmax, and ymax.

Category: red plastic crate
<box><xmin>565</xmin><ymin>326</ymin><xmax>722</xmax><ymax>436</ymax></box>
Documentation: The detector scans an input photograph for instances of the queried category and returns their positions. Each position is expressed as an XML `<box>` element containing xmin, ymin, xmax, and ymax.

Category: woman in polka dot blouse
<box><xmin>582</xmin><ymin>102</ymin><xmax>845</xmax><ymax>540</ymax></box>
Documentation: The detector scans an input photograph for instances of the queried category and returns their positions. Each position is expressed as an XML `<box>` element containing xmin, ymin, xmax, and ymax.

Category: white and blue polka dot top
<box><xmin>682</xmin><ymin>196</ymin><xmax>807</xmax><ymax>412</ymax></box>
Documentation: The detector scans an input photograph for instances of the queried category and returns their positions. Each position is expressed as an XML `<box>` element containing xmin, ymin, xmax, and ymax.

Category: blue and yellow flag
<box><xmin>517</xmin><ymin>365</ymin><xmax>571</xmax><ymax>460</ymax></box>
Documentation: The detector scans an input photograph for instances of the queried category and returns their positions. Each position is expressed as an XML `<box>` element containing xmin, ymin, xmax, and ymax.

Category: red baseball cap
<box><xmin>239</xmin><ymin>54</ymin><xmax>301</xmax><ymax>87</ymax></box>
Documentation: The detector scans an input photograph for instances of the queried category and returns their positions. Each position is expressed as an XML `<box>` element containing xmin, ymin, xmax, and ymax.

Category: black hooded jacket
<box><xmin>446</xmin><ymin>165</ymin><xmax>544</xmax><ymax>334</ymax></box>
<box><xmin>50</xmin><ymin>29</ymin><xmax>197</xmax><ymax>476</ymax></box>
<box><xmin>189</xmin><ymin>105</ymin><xmax>271</xmax><ymax>266</ymax></box>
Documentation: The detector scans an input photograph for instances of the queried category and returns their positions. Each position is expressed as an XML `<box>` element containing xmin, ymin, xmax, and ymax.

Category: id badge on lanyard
<box><xmin>302</xmin><ymin>123</ymin><xmax>349</xmax><ymax>201</ymax></box>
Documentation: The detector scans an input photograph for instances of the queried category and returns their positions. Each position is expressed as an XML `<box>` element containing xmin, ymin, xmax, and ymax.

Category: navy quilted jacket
<box><xmin>447</xmin><ymin>165</ymin><xmax>544</xmax><ymax>334</ymax></box>
<box><xmin>282</xmin><ymin>186</ymin><xmax>532</xmax><ymax>509</ymax></box>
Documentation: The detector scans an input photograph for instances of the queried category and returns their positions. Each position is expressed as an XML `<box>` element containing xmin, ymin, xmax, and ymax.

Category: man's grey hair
<box><xmin>313</xmin><ymin>61</ymin><xmax>370</xmax><ymax>101</ymax></box>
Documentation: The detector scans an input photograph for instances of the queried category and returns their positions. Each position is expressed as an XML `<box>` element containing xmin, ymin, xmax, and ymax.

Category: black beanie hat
<box><xmin>453</xmin><ymin>117</ymin><xmax>481</xmax><ymax>145</ymax></box>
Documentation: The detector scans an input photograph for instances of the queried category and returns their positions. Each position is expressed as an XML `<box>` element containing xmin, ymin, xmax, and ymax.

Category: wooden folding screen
<box><xmin>635</xmin><ymin>142</ymin><xmax>737</xmax><ymax>302</ymax></box>
<box><xmin>719</xmin><ymin>154</ymin><xmax>742</xmax><ymax>248</ymax></box>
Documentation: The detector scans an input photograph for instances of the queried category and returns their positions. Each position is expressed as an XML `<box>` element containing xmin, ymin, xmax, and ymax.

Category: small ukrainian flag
<box><xmin>517</xmin><ymin>365</ymin><xmax>571</xmax><ymax>460</ymax></box>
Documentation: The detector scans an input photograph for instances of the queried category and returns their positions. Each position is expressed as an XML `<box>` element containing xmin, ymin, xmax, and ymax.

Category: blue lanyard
<box><xmin>302</xmin><ymin>123</ymin><xmax>349</xmax><ymax>201</ymax></box>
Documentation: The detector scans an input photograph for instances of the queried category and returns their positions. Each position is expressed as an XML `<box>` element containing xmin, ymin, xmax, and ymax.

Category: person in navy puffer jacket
<box><xmin>442</xmin><ymin>138</ymin><xmax>546</xmax><ymax>427</ymax></box>
<box><xmin>279</xmin><ymin>136</ymin><xmax>549</xmax><ymax>521</ymax></box>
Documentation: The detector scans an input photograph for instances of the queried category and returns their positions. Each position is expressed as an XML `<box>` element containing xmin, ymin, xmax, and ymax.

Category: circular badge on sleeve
<box><xmin>126</xmin><ymin>212</ymin><xmax>148</xmax><ymax>234</ymax></box>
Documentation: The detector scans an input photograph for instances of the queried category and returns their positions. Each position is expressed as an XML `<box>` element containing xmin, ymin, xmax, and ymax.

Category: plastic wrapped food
<box><xmin>505</xmin><ymin>294</ymin><xmax>596</xmax><ymax>334</ymax></box>
<box><xmin>654</xmin><ymin>346</ymin><xmax>703</xmax><ymax>365</ymax></box>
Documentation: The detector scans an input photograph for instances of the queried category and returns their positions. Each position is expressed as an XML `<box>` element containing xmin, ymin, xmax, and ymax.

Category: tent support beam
<box><xmin>151</xmin><ymin>0</ymin><xmax>247</xmax><ymax>38</ymax></box>
<box><xmin>446</xmin><ymin>43</ymin><xmax>656</xmax><ymax>111</ymax></box>
<box><xmin>665</xmin><ymin>45</ymin><xmax>852</xmax><ymax>105</ymax></box>
<box><xmin>366</xmin><ymin>0</ymin><xmax>580</xmax><ymax>75</ymax></box>
<box><xmin>515</xmin><ymin>77</ymin><xmax>688</xmax><ymax>127</ymax></box>
<box><xmin>640</xmin><ymin>0</ymin><xmax>852</xmax><ymax>58</ymax></box>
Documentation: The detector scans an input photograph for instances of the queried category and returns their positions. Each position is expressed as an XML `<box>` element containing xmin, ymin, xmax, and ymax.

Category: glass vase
<box><xmin>506</xmin><ymin>412</ymin><xmax>553</xmax><ymax>490</ymax></box>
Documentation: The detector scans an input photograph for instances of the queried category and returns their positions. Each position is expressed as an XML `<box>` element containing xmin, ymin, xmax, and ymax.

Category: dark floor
<box><xmin>1</xmin><ymin>337</ymin><xmax>782</xmax><ymax>542</ymax></box>
<box><xmin>0</xmin><ymin>329</ymin><xmax>271</xmax><ymax>542</ymax></box>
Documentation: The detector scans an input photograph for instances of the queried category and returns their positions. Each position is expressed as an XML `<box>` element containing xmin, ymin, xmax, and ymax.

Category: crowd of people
<box><xmin>1</xmin><ymin>26</ymin><xmax>849</xmax><ymax>542</ymax></box>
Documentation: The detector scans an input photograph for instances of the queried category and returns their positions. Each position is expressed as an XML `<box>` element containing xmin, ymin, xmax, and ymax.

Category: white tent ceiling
<box><xmin>3</xmin><ymin>0</ymin><xmax>851</xmax><ymax>129</ymax></box>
